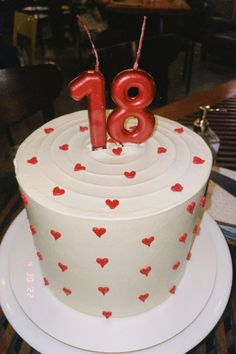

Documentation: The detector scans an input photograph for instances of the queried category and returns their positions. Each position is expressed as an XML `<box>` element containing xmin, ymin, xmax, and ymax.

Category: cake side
<box><xmin>14</xmin><ymin>111</ymin><xmax>212</xmax><ymax>318</ymax></box>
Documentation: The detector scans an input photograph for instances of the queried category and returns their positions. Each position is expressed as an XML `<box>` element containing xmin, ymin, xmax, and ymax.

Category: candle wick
<box><xmin>133</xmin><ymin>16</ymin><xmax>147</xmax><ymax>70</ymax></box>
<box><xmin>77</xmin><ymin>15</ymin><xmax>100</xmax><ymax>71</ymax></box>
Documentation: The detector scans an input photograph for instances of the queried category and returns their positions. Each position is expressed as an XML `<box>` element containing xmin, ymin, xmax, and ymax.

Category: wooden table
<box><xmin>98</xmin><ymin>0</ymin><xmax>191</xmax><ymax>15</ymax></box>
<box><xmin>154</xmin><ymin>80</ymin><xmax>236</xmax><ymax>171</ymax></box>
<box><xmin>154</xmin><ymin>79</ymin><xmax>236</xmax><ymax>119</ymax></box>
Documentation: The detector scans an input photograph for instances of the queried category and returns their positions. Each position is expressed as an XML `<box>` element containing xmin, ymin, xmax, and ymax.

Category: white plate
<box><xmin>9</xmin><ymin>210</ymin><xmax>215</xmax><ymax>352</ymax></box>
<box><xmin>0</xmin><ymin>212</ymin><xmax>232</xmax><ymax>354</ymax></box>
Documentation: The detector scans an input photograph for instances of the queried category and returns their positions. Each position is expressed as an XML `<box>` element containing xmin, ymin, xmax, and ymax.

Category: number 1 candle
<box><xmin>69</xmin><ymin>16</ymin><xmax>106</xmax><ymax>150</ymax></box>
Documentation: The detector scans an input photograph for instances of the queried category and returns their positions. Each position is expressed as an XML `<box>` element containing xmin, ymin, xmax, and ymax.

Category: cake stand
<box><xmin>0</xmin><ymin>211</ymin><xmax>232</xmax><ymax>354</ymax></box>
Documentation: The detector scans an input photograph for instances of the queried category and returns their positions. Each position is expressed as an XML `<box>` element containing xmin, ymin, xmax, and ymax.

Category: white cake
<box><xmin>14</xmin><ymin>111</ymin><xmax>212</xmax><ymax>318</ymax></box>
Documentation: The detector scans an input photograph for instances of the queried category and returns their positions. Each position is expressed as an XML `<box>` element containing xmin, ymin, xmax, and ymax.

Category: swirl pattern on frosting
<box><xmin>15</xmin><ymin>111</ymin><xmax>212</xmax><ymax>219</ymax></box>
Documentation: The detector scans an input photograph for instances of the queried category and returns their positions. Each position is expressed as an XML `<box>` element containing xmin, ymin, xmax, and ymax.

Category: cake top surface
<box><xmin>14</xmin><ymin>111</ymin><xmax>212</xmax><ymax>219</ymax></box>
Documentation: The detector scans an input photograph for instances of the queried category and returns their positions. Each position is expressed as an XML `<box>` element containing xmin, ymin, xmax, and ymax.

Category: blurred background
<box><xmin>1</xmin><ymin>0</ymin><xmax>236</xmax><ymax>153</ymax></box>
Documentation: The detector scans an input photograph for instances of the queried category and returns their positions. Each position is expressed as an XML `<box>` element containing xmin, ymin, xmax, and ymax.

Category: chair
<box><xmin>13</xmin><ymin>11</ymin><xmax>38</xmax><ymax>64</ymax></box>
<box><xmin>201</xmin><ymin>16</ymin><xmax>236</xmax><ymax>67</ymax></box>
<box><xmin>0</xmin><ymin>63</ymin><xmax>63</xmax><ymax>148</ymax></box>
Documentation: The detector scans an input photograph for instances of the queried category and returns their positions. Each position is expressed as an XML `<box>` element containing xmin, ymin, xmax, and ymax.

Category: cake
<box><xmin>14</xmin><ymin>110</ymin><xmax>212</xmax><ymax>318</ymax></box>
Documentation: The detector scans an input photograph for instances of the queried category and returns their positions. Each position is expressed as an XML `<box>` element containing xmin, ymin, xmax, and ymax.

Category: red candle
<box><xmin>107</xmin><ymin>68</ymin><xmax>155</xmax><ymax>143</ymax></box>
<box><xmin>69</xmin><ymin>71</ymin><xmax>106</xmax><ymax>149</ymax></box>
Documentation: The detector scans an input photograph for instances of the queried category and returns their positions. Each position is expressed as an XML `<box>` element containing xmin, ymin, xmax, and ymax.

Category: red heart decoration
<box><xmin>52</xmin><ymin>187</ymin><xmax>65</xmax><ymax>196</ymax></box>
<box><xmin>21</xmin><ymin>194</ymin><xmax>28</xmax><ymax>206</ymax></box>
<box><xmin>105</xmin><ymin>199</ymin><xmax>119</xmax><ymax>209</ymax></box>
<box><xmin>58</xmin><ymin>262</ymin><xmax>68</xmax><ymax>272</ymax></box>
<box><xmin>199</xmin><ymin>195</ymin><xmax>206</xmax><ymax>207</ymax></box>
<box><xmin>27</xmin><ymin>156</ymin><xmax>38</xmax><ymax>165</ymax></box>
<box><xmin>169</xmin><ymin>285</ymin><xmax>176</xmax><ymax>294</ymax></box>
<box><xmin>124</xmin><ymin>171</ymin><xmax>136</xmax><ymax>179</ymax></box>
<box><xmin>128</xmin><ymin>125</ymin><xmax>138</xmax><ymax>132</ymax></box>
<box><xmin>59</xmin><ymin>144</ymin><xmax>69</xmax><ymax>151</ymax></box>
<box><xmin>142</xmin><ymin>236</ymin><xmax>155</xmax><ymax>247</ymax></box>
<box><xmin>174</xmin><ymin>127</ymin><xmax>184</xmax><ymax>134</ymax></box>
<box><xmin>50</xmin><ymin>229</ymin><xmax>62</xmax><ymax>240</ymax></box>
<box><xmin>30</xmin><ymin>224</ymin><xmax>37</xmax><ymax>235</ymax></box>
<box><xmin>140</xmin><ymin>266</ymin><xmax>152</xmax><ymax>276</ymax></box>
<box><xmin>98</xmin><ymin>287</ymin><xmax>109</xmax><ymax>295</ymax></box>
<box><xmin>112</xmin><ymin>147</ymin><xmax>122</xmax><ymax>155</ymax></box>
<box><xmin>172</xmin><ymin>261</ymin><xmax>180</xmax><ymax>270</ymax></box>
<box><xmin>96</xmin><ymin>258</ymin><xmax>109</xmax><ymax>268</ymax></box>
<box><xmin>171</xmin><ymin>183</ymin><xmax>183</xmax><ymax>192</ymax></box>
<box><xmin>157</xmin><ymin>147</ymin><xmax>167</xmax><ymax>154</ymax></box>
<box><xmin>36</xmin><ymin>251</ymin><xmax>43</xmax><ymax>261</ymax></box>
<box><xmin>193</xmin><ymin>224</ymin><xmax>199</xmax><ymax>234</ymax></box>
<box><xmin>63</xmin><ymin>287</ymin><xmax>72</xmax><ymax>296</ymax></box>
<box><xmin>138</xmin><ymin>293</ymin><xmax>149</xmax><ymax>302</ymax></box>
<box><xmin>74</xmin><ymin>163</ymin><xmax>86</xmax><ymax>172</ymax></box>
<box><xmin>92</xmin><ymin>227</ymin><xmax>106</xmax><ymax>237</ymax></box>
<box><xmin>186</xmin><ymin>251</ymin><xmax>191</xmax><ymax>260</ymax></box>
<box><xmin>178</xmin><ymin>232</ymin><xmax>188</xmax><ymax>243</ymax></box>
<box><xmin>102</xmin><ymin>311</ymin><xmax>112</xmax><ymax>319</ymax></box>
<box><xmin>44</xmin><ymin>277</ymin><xmax>49</xmax><ymax>286</ymax></box>
<box><xmin>44</xmin><ymin>127</ymin><xmax>54</xmax><ymax>134</ymax></box>
<box><xmin>80</xmin><ymin>126</ymin><xmax>88</xmax><ymax>132</ymax></box>
<box><xmin>193</xmin><ymin>156</ymin><xmax>205</xmax><ymax>164</ymax></box>
<box><xmin>186</xmin><ymin>201</ymin><xmax>196</xmax><ymax>214</ymax></box>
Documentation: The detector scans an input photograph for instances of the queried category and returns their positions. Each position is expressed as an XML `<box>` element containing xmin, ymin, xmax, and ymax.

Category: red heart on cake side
<box><xmin>36</xmin><ymin>251</ymin><xmax>43</xmax><ymax>261</ymax></box>
<box><xmin>171</xmin><ymin>183</ymin><xmax>183</xmax><ymax>192</ymax></box>
<box><xmin>124</xmin><ymin>171</ymin><xmax>136</xmax><ymax>179</ymax></box>
<box><xmin>186</xmin><ymin>201</ymin><xmax>196</xmax><ymax>214</ymax></box>
<box><xmin>98</xmin><ymin>287</ymin><xmax>109</xmax><ymax>295</ymax></box>
<box><xmin>92</xmin><ymin>227</ymin><xmax>106</xmax><ymax>238</ymax></box>
<box><xmin>74</xmin><ymin>163</ymin><xmax>86</xmax><ymax>172</ymax></box>
<box><xmin>21</xmin><ymin>194</ymin><xmax>28</xmax><ymax>206</ymax></box>
<box><xmin>193</xmin><ymin>224</ymin><xmax>199</xmax><ymax>234</ymax></box>
<box><xmin>169</xmin><ymin>285</ymin><xmax>176</xmax><ymax>294</ymax></box>
<box><xmin>199</xmin><ymin>195</ymin><xmax>206</xmax><ymax>207</ymax></box>
<box><xmin>142</xmin><ymin>236</ymin><xmax>155</xmax><ymax>247</ymax></box>
<box><xmin>112</xmin><ymin>147</ymin><xmax>122</xmax><ymax>155</ymax></box>
<box><xmin>80</xmin><ymin>126</ymin><xmax>88</xmax><ymax>132</ymax></box>
<box><xmin>44</xmin><ymin>277</ymin><xmax>49</xmax><ymax>286</ymax></box>
<box><xmin>52</xmin><ymin>186</ymin><xmax>65</xmax><ymax>196</ymax></box>
<box><xmin>58</xmin><ymin>262</ymin><xmax>68</xmax><ymax>272</ymax></box>
<box><xmin>44</xmin><ymin>127</ymin><xmax>54</xmax><ymax>134</ymax></box>
<box><xmin>139</xmin><ymin>266</ymin><xmax>152</xmax><ymax>276</ymax></box>
<box><xmin>96</xmin><ymin>258</ymin><xmax>109</xmax><ymax>268</ymax></box>
<box><xmin>178</xmin><ymin>232</ymin><xmax>188</xmax><ymax>243</ymax></box>
<box><xmin>50</xmin><ymin>229</ymin><xmax>62</xmax><ymax>240</ymax></box>
<box><xmin>186</xmin><ymin>251</ymin><xmax>192</xmax><ymax>260</ymax></box>
<box><xmin>174</xmin><ymin>127</ymin><xmax>184</xmax><ymax>134</ymax></box>
<box><xmin>63</xmin><ymin>287</ymin><xmax>72</xmax><ymax>296</ymax></box>
<box><xmin>193</xmin><ymin>156</ymin><xmax>205</xmax><ymax>164</ymax></box>
<box><xmin>157</xmin><ymin>147</ymin><xmax>167</xmax><ymax>154</ymax></box>
<box><xmin>172</xmin><ymin>261</ymin><xmax>180</xmax><ymax>270</ymax></box>
<box><xmin>138</xmin><ymin>293</ymin><xmax>149</xmax><ymax>302</ymax></box>
<box><xmin>59</xmin><ymin>144</ymin><xmax>69</xmax><ymax>151</ymax></box>
<box><xmin>27</xmin><ymin>156</ymin><xmax>38</xmax><ymax>165</ymax></box>
<box><xmin>105</xmin><ymin>199</ymin><xmax>119</xmax><ymax>209</ymax></box>
<box><xmin>30</xmin><ymin>224</ymin><xmax>37</xmax><ymax>235</ymax></box>
<box><xmin>102</xmin><ymin>311</ymin><xmax>112</xmax><ymax>319</ymax></box>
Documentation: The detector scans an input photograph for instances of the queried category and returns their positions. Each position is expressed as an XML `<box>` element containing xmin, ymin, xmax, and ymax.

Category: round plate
<box><xmin>0</xmin><ymin>212</ymin><xmax>232</xmax><ymax>354</ymax></box>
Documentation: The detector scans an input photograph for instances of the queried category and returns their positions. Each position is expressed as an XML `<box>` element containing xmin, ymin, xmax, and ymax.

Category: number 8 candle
<box><xmin>107</xmin><ymin>16</ymin><xmax>156</xmax><ymax>144</ymax></box>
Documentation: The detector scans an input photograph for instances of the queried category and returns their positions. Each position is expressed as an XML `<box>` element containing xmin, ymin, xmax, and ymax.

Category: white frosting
<box><xmin>14</xmin><ymin>111</ymin><xmax>212</xmax><ymax>318</ymax></box>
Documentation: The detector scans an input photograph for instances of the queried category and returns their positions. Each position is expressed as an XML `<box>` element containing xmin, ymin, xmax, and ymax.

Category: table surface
<box><xmin>98</xmin><ymin>0</ymin><xmax>191</xmax><ymax>14</ymax></box>
<box><xmin>0</xmin><ymin>81</ymin><xmax>236</xmax><ymax>354</ymax></box>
